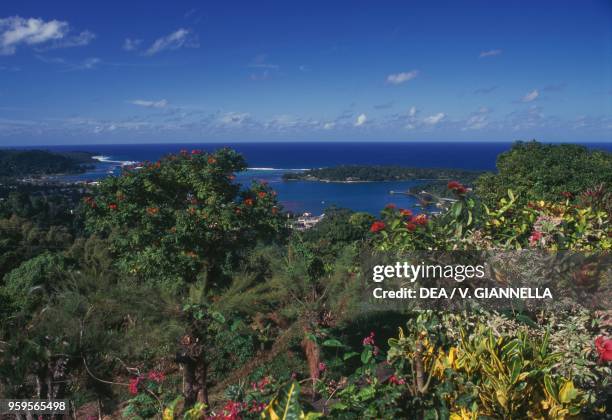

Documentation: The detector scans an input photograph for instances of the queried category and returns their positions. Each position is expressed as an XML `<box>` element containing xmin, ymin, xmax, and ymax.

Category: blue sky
<box><xmin>0</xmin><ymin>0</ymin><xmax>611</xmax><ymax>145</ymax></box>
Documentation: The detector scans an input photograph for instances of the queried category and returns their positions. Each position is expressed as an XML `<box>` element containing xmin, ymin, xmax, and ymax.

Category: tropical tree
<box><xmin>82</xmin><ymin>148</ymin><xmax>285</xmax><ymax>408</ymax></box>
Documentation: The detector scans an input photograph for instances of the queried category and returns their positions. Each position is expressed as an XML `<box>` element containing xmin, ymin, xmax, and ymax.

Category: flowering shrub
<box><xmin>370</xmin><ymin>182</ymin><xmax>610</xmax><ymax>251</ymax></box>
<box><xmin>83</xmin><ymin>148</ymin><xmax>286</xmax><ymax>292</ymax></box>
<box><xmin>123</xmin><ymin>370</ymin><xmax>168</xmax><ymax>419</ymax></box>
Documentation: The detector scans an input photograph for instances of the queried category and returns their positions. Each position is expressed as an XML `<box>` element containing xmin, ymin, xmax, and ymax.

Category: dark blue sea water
<box><xmin>33</xmin><ymin>142</ymin><xmax>612</xmax><ymax>215</ymax></box>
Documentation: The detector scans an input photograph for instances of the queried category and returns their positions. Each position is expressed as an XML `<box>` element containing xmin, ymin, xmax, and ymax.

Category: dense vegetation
<box><xmin>283</xmin><ymin>165</ymin><xmax>483</xmax><ymax>183</ymax></box>
<box><xmin>476</xmin><ymin>141</ymin><xmax>611</xmax><ymax>206</ymax></box>
<box><xmin>0</xmin><ymin>149</ymin><xmax>94</xmax><ymax>177</ymax></box>
<box><xmin>0</xmin><ymin>142</ymin><xmax>610</xmax><ymax>419</ymax></box>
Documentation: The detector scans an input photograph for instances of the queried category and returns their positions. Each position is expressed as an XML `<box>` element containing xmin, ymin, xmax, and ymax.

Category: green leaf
<box><xmin>558</xmin><ymin>380</ymin><xmax>578</xmax><ymax>404</ymax></box>
<box><xmin>322</xmin><ymin>339</ymin><xmax>344</xmax><ymax>348</ymax></box>
<box><xmin>544</xmin><ymin>374</ymin><xmax>558</xmax><ymax>403</ymax></box>
<box><xmin>343</xmin><ymin>351</ymin><xmax>359</xmax><ymax>361</ymax></box>
<box><xmin>360</xmin><ymin>349</ymin><xmax>373</xmax><ymax>364</ymax></box>
<box><xmin>211</xmin><ymin>311</ymin><xmax>225</xmax><ymax>324</ymax></box>
<box><xmin>261</xmin><ymin>381</ymin><xmax>303</xmax><ymax>420</ymax></box>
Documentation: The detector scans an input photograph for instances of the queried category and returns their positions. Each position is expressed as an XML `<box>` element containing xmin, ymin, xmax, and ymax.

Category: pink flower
<box><xmin>318</xmin><ymin>362</ymin><xmax>326</xmax><ymax>372</ymax></box>
<box><xmin>388</xmin><ymin>375</ymin><xmax>406</xmax><ymax>385</ymax></box>
<box><xmin>385</xmin><ymin>203</ymin><xmax>396</xmax><ymax>209</ymax></box>
<box><xmin>529</xmin><ymin>231</ymin><xmax>543</xmax><ymax>246</ymax></box>
<box><xmin>191</xmin><ymin>149</ymin><xmax>202</xmax><ymax>155</ymax></box>
<box><xmin>362</xmin><ymin>331</ymin><xmax>375</xmax><ymax>346</ymax></box>
<box><xmin>147</xmin><ymin>370</ymin><xmax>165</xmax><ymax>383</ymax></box>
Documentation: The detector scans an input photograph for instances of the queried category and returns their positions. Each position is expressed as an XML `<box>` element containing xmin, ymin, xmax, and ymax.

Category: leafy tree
<box><xmin>82</xmin><ymin>148</ymin><xmax>285</xmax><ymax>408</ymax></box>
<box><xmin>0</xmin><ymin>215</ymin><xmax>73</xmax><ymax>280</ymax></box>
<box><xmin>476</xmin><ymin>141</ymin><xmax>612</xmax><ymax>205</ymax></box>
<box><xmin>83</xmin><ymin>148</ymin><xmax>284</xmax><ymax>293</ymax></box>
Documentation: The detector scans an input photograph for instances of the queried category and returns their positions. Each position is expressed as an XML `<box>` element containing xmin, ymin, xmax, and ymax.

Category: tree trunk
<box><xmin>196</xmin><ymin>360</ymin><xmax>209</xmax><ymax>408</ymax></box>
<box><xmin>181</xmin><ymin>356</ymin><xmax>198</xmax><ymax>408</ymax></box>
<box><xmin>414</xmin><ymin>340</ymin><xmax>426</xmax><ymax>395</ymax></box>
<box><xmin>301</xmin><ymin>336</ymin><xmax>320</xmax><ymax>396</ymax></box>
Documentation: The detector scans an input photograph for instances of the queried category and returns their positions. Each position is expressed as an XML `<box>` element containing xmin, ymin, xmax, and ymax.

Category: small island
<box><xmin>282</xmin><ymin>165</ymin><xmax>484</xmax><ymax>183</ymax></box>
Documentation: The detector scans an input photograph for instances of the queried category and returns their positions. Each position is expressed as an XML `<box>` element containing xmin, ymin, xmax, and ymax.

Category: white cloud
<box><xmin>0</xmin><ymin>16</ymin><xmax>67</xmax><ymax>54</ymax></box>
<box><xmin>423</xmin><ymin>112</ymin><xmax>446</xmax><ymax>125</ymax></box>
<box><xmin>386</xmin><ymin>70</ymin><xmax>419</xmax><ymax>85</ymax></box>
<box><xmin>408</xmin><ymin>106</ymin><xmax>417</xmax><ymax>117</ymax></box>
<box><xmin>48</xmin><ymin>30</ymin><xmax>95</xmax><ymax>49</ymax></box>
<box><xmin>521</xmin><ymin>89</ymin><xmax>539</xmax><ymax>103</ymax></box>
<box><xmin>69</xmin><ymin>57</ymin><xmax>100</xmax><ymax>71</ymax></box>
<box><xmin>144</xmin><ymin>28</ymin><xmax>198</xmax><ymax>56</ymax></box>
<box><xmin>0</xmin><ymin>16</ymin><xmax>94</xmax><ymax>55</ymax></box>
<box><xmin>129</xmin><ymin>99</ymin><xmax>168</xmax><ymax>108</ymax></box>
<box><xmin>323</xmin><ymin>122</ymin><xmax>335</xmax><ymax>130</ymax></box>
<box><xmin>123</xmin><ymin>38</ymin><xmax>142</xmax><ymax>51</ymax></box>
<box><xmin>355</xmin><ymin>113</ymin><xmax>367</xmax><ymax>127</ymax></box>
<box><xmin>218</xmin><ymin>112</ymin><xmax>251</xmax><ymax>126</ymax></box>
<box><xmin>463</xmin><ymin>107</ymin><xmax>490</xmax><ymax>130</ymax></box>
<box><xmin>479</xmin><ymin>49</ymin><xmax>502</xmax><ymax>58</ymax></box>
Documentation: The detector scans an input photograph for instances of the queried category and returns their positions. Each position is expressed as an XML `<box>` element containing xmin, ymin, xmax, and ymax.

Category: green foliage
<box><xmin>261</xmin><ymin>381</ymin><xmax>321</xmax><ymax>420</ymax></box>
<box><xmin>83</xmin><ymin>148</ymin><xmax>285</xmax><ymax>293</ymax></box>
<box><xmin>0</xmin><ymin>149</ymin><xmax>92</xmax><ymax>177</ymax></box>
<box><xmin>372</xmin><ymin>185</ymin><xmax>610</xmax><ymax>251</ymax></box>
<box><xmin>476</xmin><ymin>141</ymin><xmax>612</xmax><ymax>205</ymax></box>
<box><xmin>283</xmin><ymin>165</ymin><xmax>482</xmax><ymax>183</ymax></box>
<box><xmin>2</xmin><ymin>252</ymin><xmax>72</xmax><ymax>313</ymax></box>
<box><xmin>0</xmin><ymin>215</ymin><xmax>73</xmax><ymax>280</ymax></box>
<box><xmin>2</xmin><ymin>144</ymin><xmax>610</xmax><ymax>418</ymax></box>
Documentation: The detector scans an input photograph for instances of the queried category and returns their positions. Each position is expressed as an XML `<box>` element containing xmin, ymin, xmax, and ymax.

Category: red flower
<box><xmin>595</xmin><ymin>336</ymin><xmax>612</xmax><ymax>362</ymax></box>
<box><xmin>413</xmin><ymin>214</ymin><xmax>428</xmax><ymax>225</ymax></box>
<box><xmin>385</xmin><ymin>203</ymin><xmax>396</xmax><ymax>209</ymax></box>
<box><xmin>399</xmin><ymin>209</ymin><xmax>413</xmax><ymax>218</ymax></box>
<box><xmin>388</xmin><ymin>375</ymin><xmax>406</xmax><ymax>385</ymax></box>
<box><xmin>370</xmin><ymin>221</ymin><xmax>386</xmax><ymax>233</ymax></box>
<box><xmin>406</xmin><ymin>222</ymin><xmax>417</xmax><ymax>232</ymax></box>
<box><xmin>147</xmin><ymin>370</ymin><xmax>165</xmax><ymax>383</ymax></box>
<box><xmin>147</xmin><ymin>207</ymin><xmax>159</xmax><ymax>215</ymax></box>
<box><xmin>258</xmin><ymin>191</ymin><xmax>267</xmax><ymax>199</ymax></box>
<box><xmin>208</xmin><ymin>157</ymin><xmax>217</xmax><ymax>164</ymax></box>
<box><xmin>244</xmin><ymin>198</ymin><xmax>254</xmax><ymax>206</ymax></box>
<box><xmin>561</xmin><ymin>191</ymin><xmax>573</xmax><ymax>199</ymax></box>
<box><xmin>271</xmin><ymin>207</ymin><xmax>278</xmax><ymax>215</ymax></box>
<box><xmin>128</xmin><ymin>377</ymin><xmax>140</xmax><ymax>395</ymax></box>
<box><xmin>228</xmin><ymin>174</ymin><xmax>236</xmax><ymax>181</ymax></box>
<box><xmin>318</xmin><ymin>362</ymin><xmax>326</xmax><ymax>372</ymax></box>
<box><xmin>448</xmin><ymin>181</ymin><xmax>467</xmax><ymax>195</ymax></box>
<box><xmin>108</xmin><ymin>203</ymin><xmax>118</xmax><ymax>210</ymax></box>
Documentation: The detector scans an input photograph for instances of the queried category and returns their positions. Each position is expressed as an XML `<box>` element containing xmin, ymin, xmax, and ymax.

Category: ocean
<box><xmin>39</xmin><ymin>142</ymin><xmax>612</xmax><ymax>215</ymax></box>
